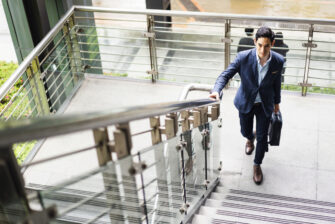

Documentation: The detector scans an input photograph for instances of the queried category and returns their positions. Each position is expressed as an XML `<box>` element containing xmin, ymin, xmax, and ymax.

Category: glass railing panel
<box><xmin>40</xmin><ymin>154</ymin><xmax>142</xmax><ymax>223</ymax></box>
<box><xmin>136</xmin><ymin>136</ymin><xmax>186</xmax><ymax>223</ymax></box>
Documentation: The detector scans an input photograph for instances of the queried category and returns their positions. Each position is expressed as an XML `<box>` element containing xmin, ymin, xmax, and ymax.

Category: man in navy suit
<box><xmin>209</xmin><ymin>27</ymin><xmax>284</xmax><ymax>185</ymax></box>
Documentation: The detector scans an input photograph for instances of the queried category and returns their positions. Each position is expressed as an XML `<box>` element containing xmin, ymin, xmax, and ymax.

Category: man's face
<box><xmin>254</xmin><ymin>37</ymin><xmax>274</xmax><ymax>60</ymax></box>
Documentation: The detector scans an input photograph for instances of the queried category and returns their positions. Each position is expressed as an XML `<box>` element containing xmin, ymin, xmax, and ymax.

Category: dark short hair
<box><xmin>255</xmin><ymin>26</ymin><xmax>275</xmax><ymax>42</ymax></box>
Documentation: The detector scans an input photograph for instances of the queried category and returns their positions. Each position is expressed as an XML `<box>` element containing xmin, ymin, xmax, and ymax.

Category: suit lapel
<box><xmin>252</xmin><ymin>49</ymin><xmax>259</xmax><ymax>87</ymax></box>
<box><xmin>261</xmin><ymin>56</ymin><xmax>275</xmax><ymax>86</ymax></box>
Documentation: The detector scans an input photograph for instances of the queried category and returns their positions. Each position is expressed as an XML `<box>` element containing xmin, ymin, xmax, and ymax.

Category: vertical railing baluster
<box><xmin>138</xmin><ymin>151</ymin><xmax>149</xmax><ymax>224</ymax></box>
<box><xmin>180</xmin><ymin>142</ymin><xmax>187</xmax><ymax>214</ymax></box>
<box><xmin>146</xmin><ymin>15</ymin><xmax>159</xmax><ymax>82</ymax></box>
<box><xmin>301</xmin><ymin>24</ymin><xmax>315</xmax><ymax>96</ymax></box>
<box><xmin>224</xmin><ymin>19</ymin><xmax>231</xmax><ymax>88</ymax></box>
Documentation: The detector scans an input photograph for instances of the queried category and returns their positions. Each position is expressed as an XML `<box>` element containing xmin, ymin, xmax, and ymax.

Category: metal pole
<box><xmin>224</xmin><ymin>19</ymin><xmax>231</xmax><ymax>89</ymax></box>
<box><xmin>138</xmin><ymin>152</ymin><xmax>149</xmax><ymax>224</ymax></box>
<box><xmin>301</xmin><ymin>24</ymin><xmax>315</xmax><ymax>96</ymax></box>
<box><xmin>146</xmin><ymin>15</ymin><xmax>159</xmax><ymax>82</ymax></box>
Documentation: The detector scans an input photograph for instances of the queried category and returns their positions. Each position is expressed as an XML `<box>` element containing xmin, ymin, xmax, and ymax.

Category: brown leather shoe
<box><xmin>253</xmin><ymin>165</ymin><xmax>263</xmax><ymax>185</ymax></box>
<box><xmin>245</xmin><ymin>137</ymin><xmax>255</xmax><ymax>155</ymax></box>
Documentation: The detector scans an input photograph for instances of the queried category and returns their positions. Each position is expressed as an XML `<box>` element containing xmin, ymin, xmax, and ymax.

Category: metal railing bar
<box><xmin>0</xmin><ymin>78</ymin><xmax>30</xmax><ymax>116</ymax></box>
<box><xmin>311</xmin><ymin>49</ymin><xmax>335</xmax><ymax>53</ymax></box>
<box><xmin>310</xmin><ymin>58</ymin><xmax>335</xmax><ymax>63</ymax></box>
<box><xmin>230</xmin><ymin>35</ymin><xmax>308</xmax><ymax>42</ymax></box>
<box><xmin>304</xmin><ymin>84</ymin><xmax>335</xmax><ymax>89</ymax></box>
<box><xmin>76</xmin><ymin>57</ymin><xmax>150</xmax><ymax>66</ymax></box>
<box><xmin>154</xmin><ymin>20</ymin><xmax>226</xmax><ymax>28</ymax></box>
<box><xmin>36</xmin><ymin>26</ymin><xmax>76</xmax><ymax>59</ymax></box>
<box><xmin>0</xmin><ymin>98</ymin><xmax>218</xmax><ymax>146</ymax></box>
<box><xmin>21</xmin><ymin>104</ymin><xmax>38</xmax><ymax>120</ymax></box>
<box><xmin>285</xmin><ymin>66</ymin><xmax>305</xmax><ymax>69</ymax></box>
<box><xmin>307</xmin><ymin>76</ymin><xmax>335</xmax><ymax>81</ymax></box>
<box><xmin>230</xmin><ymin>25</ymin><xmax>310</xmax><ymax>32</ymax></box>
<box><xmin>132</xmin><ymin>129</ymin><xmax>152</xmax><ymax>137</ymax></box>
<box><xmin>44</xmin><ymin>61</ymin><xmax>72</xmax><ymax>92</ymax></box>
<box><xmin>309</xmin><ymin>67</ymin><xmax>335</xmax><ymax>72</ymax></box>
<box><xmin>156</xmin><ymin>55</ymin><xmax>223</xmax><ymax>63</ymax></box>
<box><xmin>75</xmin><ymin>16</ymin><xmax>146</xmax><ymax>23</ymax></box>
<box><xmin>84</xmin><ymin>207</ymin><xmax>110</xmax><ymax>224</ymax></box>
<box><xmin>5</xmin><ymin>87</ymin><xmax>34</xmax><ymax>121</ymax></box>
<box><xmin>156</xmin><ymin>46</ymin><xmax>224</xmax><ymax>54</ymax></box>
<box><xmin>159</xmin><ymin>63</ymin><xmax>224</xmax><ymax>71</ymax></box>
<box><xmin>77</xmin><ymin>33</ymin><xmax>148</xmax><ymax>41</ymax></box>
<box><xmin>76</xmin><ymin>24</ymin><xmax>145</xmax><ymax>32</ymax></box>
<box><xmin>230</xmin><ymin>44</ymin><xmax>306</xmax><ymax>51</ymax></box>
<box><xmin>75</xmin><ymin>6</ymin><xmax>335</xmax><ymax>25</ymax></box>
<box><xmin>16</xmin><ymin>96</ymin><xmax>37</xmax><ymax>120</ymax></box>
<box><xmin>155</xmin><ymin>38</ymin><xmax>223</xmax><ymax>46</ymax></box>
<box><xmin>46</xmin><ymin>69</ymin><xmax>72</xmax><ymax>102</ymax></box>
<box><xmin>21</xmin><ymin>144</ymin><xmax>99</xmax><ymax>169</ymax></box>
<box><xmin>44</xmin><ymin>51</ymin><xmax>70</xmax><ymax>84</ymax></box>
<box><xmin>50</xmin><ymin>74</ymin><xmax>79</xmax><ymax>109</ymax></box>
<box><xmin>49</xmin><ymin>73</ymin><xmax>75</xmax><ymax>108</ymax></box>
<box><xmin>40</xmin><ymin>164</ymin><xmax>112</xmax><ymax>197</ymax></box>
<box><xmin>57</xmin><ymin>187</ymin><xmax>110</xmax><ymax>218</ymax></box>
<box><xmin>311</xmin><ymin>40</ymin><xmax>335</xmax><ymax>44</ymax></box>
<box><xmin>77</xmin><ymin>41</ymin><xmax>149</xmax><ymax>49</ymax></box>
<box><xmin>90</xmin><ymin>66</ymin><xmax>147</xmax><ymax>74</ymax></box>
<box><xmin>0</xmin><ymin>6</ymin><xmax>75</xmax><ymax>101</ymax></box>
<box><xmin>39</xmin><ymin>35</ymin><xmax>70</xmax><ymax>66</ymax></box>
<box><xmin>158</xmin><ymin>72</ymin><xmax>217</xmax><ymax>79</ymax></box>
<box><xmin>41</xmin><ymin>45</ymin><xmax>69</xmax><ymax>75</ymax></box>
<box><xmin>154</xmin><ymin>29</ymin><xmax>223</xmax><ymax>37</ymax></box>
<box><xmin>78</xmin><ymin>49</ymin><xmax>150</xmax><ymax>58</ymax></box>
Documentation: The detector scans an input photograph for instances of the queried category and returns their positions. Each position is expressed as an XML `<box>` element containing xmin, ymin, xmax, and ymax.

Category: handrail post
<box><xmin>224</xmin><ymin>19</ymin><xmax>231</xmax><ymax>88</ymax></box>
<box><xmin>27</xmin><ymin>57</ymin><xmax>50</xmax><ymax>116</ymax></box>
<box><xmin>301</xmin><ymin>24</ymin><xmax>315</xmax><ymax>96</ymax></box>
<box><xmin>146</xmin><ymin>15</ymin><xmax>159</xmax><ymax>82</ymax></box>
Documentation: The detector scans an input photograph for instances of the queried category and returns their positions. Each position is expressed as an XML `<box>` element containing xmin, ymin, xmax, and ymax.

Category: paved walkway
<box><xmin>24</xmin><ymin>75</ymin><xmax>335</xmax><ymax>203</ymax></box>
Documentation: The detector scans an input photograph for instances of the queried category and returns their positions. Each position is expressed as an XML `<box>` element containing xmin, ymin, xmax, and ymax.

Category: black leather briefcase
<box><xmin>268</xmin><ymin>111</ymin><xmax>282</xmax><ymax>146</ymax></box>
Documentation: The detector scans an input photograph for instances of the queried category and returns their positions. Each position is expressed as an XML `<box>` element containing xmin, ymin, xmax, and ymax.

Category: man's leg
<box><xmin>239</xmin><ymin>109</ymin><xmax>256</xmax><ymax>154</ymax></box>
<box><xmin>253</xmin><ymin>104</ymin><xmax>271</xmax><ymax>185</ymax></box>
<box><xmin>254</xmin><ymin>105</ymin><xmax>271</xmax><ymax>165</ymax></box>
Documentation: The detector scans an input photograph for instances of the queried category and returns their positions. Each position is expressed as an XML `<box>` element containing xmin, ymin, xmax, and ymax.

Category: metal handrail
<box><xmin>75</xmin><ymin>6</ymin><xmax>335</xmax><ymax>25</ymax></box>
<box><xmin>0</xmin><ymin>6</ymin><xmax>75</xmax><ymax>101</ymax></box>
<box><xmin>0</xmin><ymin>98</ymin><xmax>218</xmax><ymax>147</ymax></box>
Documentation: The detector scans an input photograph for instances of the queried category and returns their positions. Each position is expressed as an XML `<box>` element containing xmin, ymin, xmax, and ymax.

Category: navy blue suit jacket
<box><xmin>213</xmin><ymin>48</ymin><xmax>284</xmax><ymax>117</ymax></box>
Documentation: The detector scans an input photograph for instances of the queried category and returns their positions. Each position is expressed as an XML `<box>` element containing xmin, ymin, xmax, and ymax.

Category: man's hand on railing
<box><xmin>209</xmin><ymin>92</ymin><xmax>219</xmax><ymax>100</ymax></box>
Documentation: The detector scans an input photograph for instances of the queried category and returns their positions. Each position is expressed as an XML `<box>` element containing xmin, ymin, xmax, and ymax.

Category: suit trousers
<box><xmin>239</xmin><ymin>103</ymin><xmax>271</xmax><ymax>165</ymax></box>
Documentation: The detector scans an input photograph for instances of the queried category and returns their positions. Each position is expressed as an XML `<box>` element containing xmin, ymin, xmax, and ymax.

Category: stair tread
<box><xmin>199</xmin><ymin>206</ymin><xmax>317</xmax><ymax>224</ymax></box>
<box><xmin>216</xmin><ymin>187</ymin><xmax>335</xmax><ymax>208</ymax></box>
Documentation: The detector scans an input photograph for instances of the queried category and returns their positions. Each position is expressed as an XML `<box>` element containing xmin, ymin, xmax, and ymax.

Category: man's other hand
<box><xmin>209</xmin><ymin>92</ymin><xmax>219</xmax><ymax>100</ymax></box>
<box><xmin>274</xmin><ymin>104</ymin><xmax>280</xmax><ymax>113</ymax></box>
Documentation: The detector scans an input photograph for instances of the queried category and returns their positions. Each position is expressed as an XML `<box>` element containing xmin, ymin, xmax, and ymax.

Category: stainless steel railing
<box><xmin>0</xmin><ymin>96</ymin><xmax>221</xmax><ymax>223</ymax></box>
<box><xmin>1</xmin><ymin>6</ymin><xmax>335</xmax><ymax>161</ymax></box>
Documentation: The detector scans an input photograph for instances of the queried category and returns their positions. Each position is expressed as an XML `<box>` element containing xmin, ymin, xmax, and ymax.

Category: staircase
<box><xmin>192</xmin><ymin>183</ymin><xmax>335</xmax><ymax>224</ymax></box>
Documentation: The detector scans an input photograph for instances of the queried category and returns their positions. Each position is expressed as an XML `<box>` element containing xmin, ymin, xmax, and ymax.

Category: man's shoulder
<box><xmin>237</xmin><ymin>48</ymin><xmax>254</xmax><ymax>59</ymax></box>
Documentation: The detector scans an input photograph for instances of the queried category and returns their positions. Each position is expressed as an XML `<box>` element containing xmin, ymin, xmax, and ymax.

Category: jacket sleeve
<box><xmin>274</xmin><ymin>59</ymin><xmax>284</xmax><ymax>104</ymax></box>
<box><xmin>212</xmin><ymin>54</ymin><xmax>241</xmax><ymax>93</ymax></box>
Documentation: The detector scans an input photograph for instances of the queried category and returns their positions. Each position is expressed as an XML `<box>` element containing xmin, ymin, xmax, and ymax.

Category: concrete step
<box><xmin>197</xmin><ymin>205</ymin><xmax>317</xmax><ymax>224</ymax></box>
<box><xmin>204</xmin><ymin>197</ymin><xmax>335</xmax><ymax>224</ymax></box>
<box><xmin>216</xmin><ymin>187</ymin><xmax>335</xmax><ymax>210</ymax></box>
<box><xmin>191</xmin><ymin>214</ymin><xmax>247</xmax><ymax>224</ymax></box>
<box><xmin>212</xmin><ymin>191</ymin><xmax>335</xmax><ymax>217</ymax></box>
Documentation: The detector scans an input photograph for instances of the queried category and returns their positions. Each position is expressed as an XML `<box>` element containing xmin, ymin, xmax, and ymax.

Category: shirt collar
<box><xmin>256</xmin><ymin>51</ymin><xmax>272</xmax><ymax>66</ymax></box>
